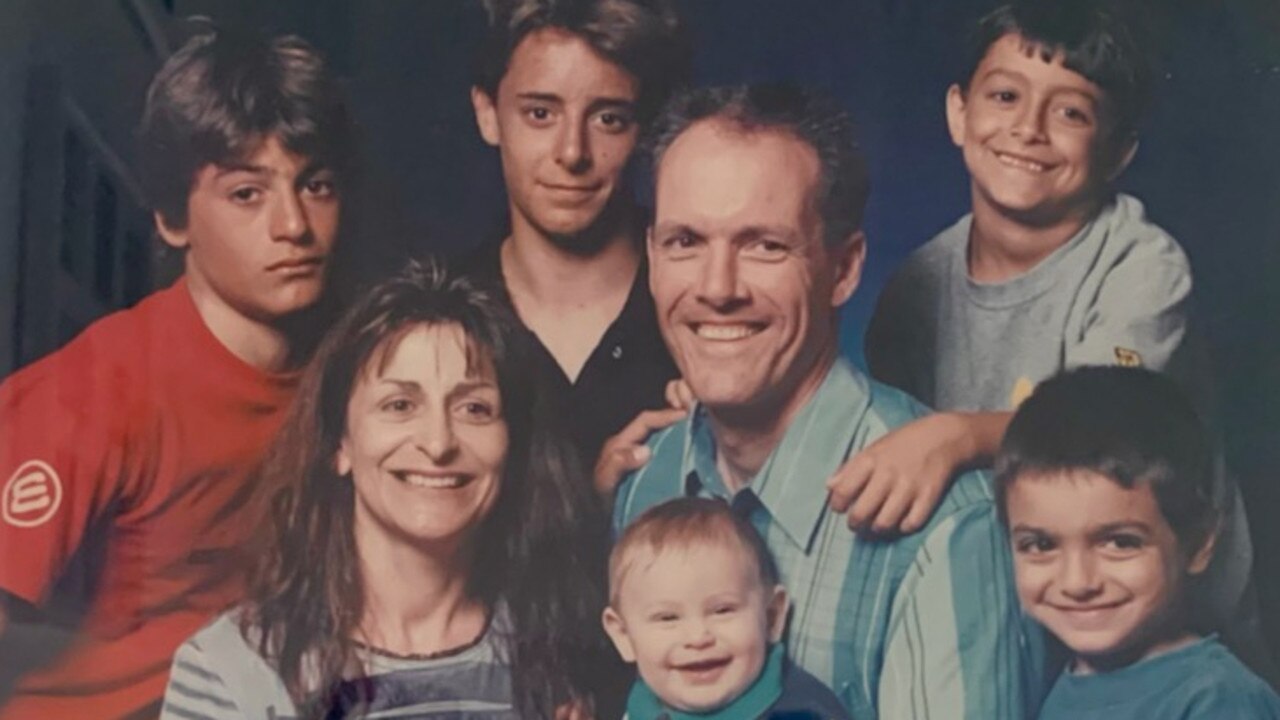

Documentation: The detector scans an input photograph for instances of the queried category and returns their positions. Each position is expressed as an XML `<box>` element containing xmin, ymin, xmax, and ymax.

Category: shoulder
<box><xmin>614</xmin><ymin>418</ymin><xmax>691</xmax><ymax>531</ymax></box>
<box><xmin>1094</xmin><ymin>195</ymin><xmax>1192</xmax><ymax>278</ymax></box>
<box><xmin>879</xmin><ymin>219</ymin><xmax>966</xmax><ymax>304</ymax></box>
<box><xmin>1173</xmin><ymin>640</ymin><xmax>1280</xmax><ymax>717</ymax></box>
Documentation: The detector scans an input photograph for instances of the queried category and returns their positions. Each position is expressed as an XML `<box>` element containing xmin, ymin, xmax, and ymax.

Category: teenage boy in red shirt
<box><xmin>0</xmin><ymin>28</ymin><xmax>353</xmax><ymax>719</ymax></box>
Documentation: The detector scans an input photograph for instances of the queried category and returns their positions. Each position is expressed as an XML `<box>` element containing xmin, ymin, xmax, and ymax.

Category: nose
<box><xmin>695</xmin><ymin>244</ymin><xmax>748</xmax><ymax>310</ymax></box>
<box><xmin>555</xmin><ymin>119</ymin><xmax>592</xmax><ymax>173</ymax></box>
<box><xmin>1058</xmin><ymin>550</ymin><xmax>1104</xmax><ymax>602</ymax></box>
<box><xmin>1010</xmin><ymin>100</ymin><xmax>1047</xmax><ymax>143</ymax></box>
<box><xmin>270</xmin><ymin>189</ymin><xmax>309</xmax><ymax>244</ymax></box>
<box><xmin>415</xmin><ymin>407</ymin><xmax>459</xmax><ymax>464</ymax></box>
<box><xmin>681</xmin><ymin>618</ymin><xmax>714</xmax><ymax>649</ymax></box>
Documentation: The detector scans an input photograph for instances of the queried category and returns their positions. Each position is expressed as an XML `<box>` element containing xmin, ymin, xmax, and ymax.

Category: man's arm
<box><xmin>876</xmin><ymin>492</ymin><xmax>1042</xmax><ymax>720</ymax></box>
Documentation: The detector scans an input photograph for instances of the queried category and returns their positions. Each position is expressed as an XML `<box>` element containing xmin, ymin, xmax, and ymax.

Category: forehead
<box><xmin>1005</xmin><ymin>470</ymin><xmax>1167</xmax><ymax>531</ymax></box>
<box><xmin>499</xmin><ymin>28</ymin><xmax>638</xmax><ymax>103</ymax></box>
<box><xmin>362</xmin><ymin>323</ymin><xmax>496</xmax><ymax>384</ymax></box>
<box><xmin>655</xmin><ymin>121</ymin><xmax>821</xmax><ymax>231</ymax></box>
<box><xmin>618</xmin><ymin>538</ymin><xmax>762</xmax><ymax>599</ymax></box>
<box><xmin>974</xmin><ymin>33</ymin><xmax>1107</xmax><ymax>100</ymax></box>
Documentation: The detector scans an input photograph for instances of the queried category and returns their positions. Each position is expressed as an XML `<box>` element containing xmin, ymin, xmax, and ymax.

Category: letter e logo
<box><xmin>3</xmin><ymin>460</ymin><xmax>63</xmax><ymax>528</ymax></box>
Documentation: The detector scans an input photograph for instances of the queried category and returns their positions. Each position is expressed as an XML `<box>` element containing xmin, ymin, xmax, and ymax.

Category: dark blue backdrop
<box><xmin>180</xmin><ymin>0</ymin><xmax>1280</xmax><ymax>648</ymax></box>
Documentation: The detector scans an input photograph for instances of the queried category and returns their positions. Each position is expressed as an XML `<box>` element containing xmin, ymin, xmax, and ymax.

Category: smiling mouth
<box><xmin>674</xmin><ymin>656</ymin><xmax>732</xmax><ymax>681</ymax></box>
<box><xmin>994</xmin><ymin>151</ymin><xmax>1051</xmax><ymax>173</ymax></box>
<box><xmin>390</xmin><ymin>472</ymin><xmax>471</xmax><ymax>489</ymax></box>
<box><xmin>541</xmin><ymin>182</ymin><xmax>601</xmax><ymax>194</ymax></box>
<box><xmin>691</xmin><ymin>323</ymin><xmax>764</xmax><ymax>341</ymax></box>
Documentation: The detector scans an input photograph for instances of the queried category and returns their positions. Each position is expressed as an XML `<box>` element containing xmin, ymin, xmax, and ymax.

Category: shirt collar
<box><xmin>681</xmin><ymin>357</ymin><xmax>873</xmax><ymax>552</ymax></box>
<box><xmin>625</xmin><ymin>644</ymin><xmax>786</xmax><ymax>720</ymax></box>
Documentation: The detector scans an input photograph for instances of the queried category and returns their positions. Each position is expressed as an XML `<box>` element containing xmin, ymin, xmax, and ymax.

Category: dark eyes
<box><xmin>229</xmin><ymin>186</ymin><xmax>262</xmax><ymax>203</ymax></box>
<box><xmin>302</xmin><ymin>176</ymin><xmax>338</xmax><ymax>199</ymax></box>
<box><xmin>1015</xmin><ymin>535</ymin><xmax>1055</xmax><ymax>555</ymax></box>
<box><xmin>382</xmin><ymin>397</ymin><xmax>415</xmax><ymax>414</ymax></box>
<box><xmin>459</xmin><ymin>400</ymin><xmax>497</xmax><ymax>422</ymax></box>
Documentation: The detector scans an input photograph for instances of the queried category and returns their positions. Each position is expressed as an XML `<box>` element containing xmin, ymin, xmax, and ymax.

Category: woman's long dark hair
<box><xmin>243</xmin><ymin>258</ymin><xmax>617</xmax><ymax>717</ymax></box>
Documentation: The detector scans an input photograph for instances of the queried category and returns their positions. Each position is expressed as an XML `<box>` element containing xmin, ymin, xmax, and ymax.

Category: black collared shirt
<box><xmin>460</xmin><ymin>241</ymin><xmax>678</xmax><ymax>468</ymax></box>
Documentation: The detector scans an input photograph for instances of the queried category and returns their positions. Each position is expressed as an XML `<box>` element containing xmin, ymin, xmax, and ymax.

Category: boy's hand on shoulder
<box><xmin>594</xmin><ymin>406</ymin><xmax>689</xmax><ymax>497</ymax></box>
<box><xmin>827</xmin><ymin>412</ymin><xmax>975</xmax><ymax>535</ymax></box>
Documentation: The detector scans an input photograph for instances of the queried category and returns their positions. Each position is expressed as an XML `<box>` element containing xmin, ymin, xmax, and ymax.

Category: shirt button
<box><xmin>611</xmin><ymin>345</ymin><xmax>624</xmax><ymax>360</ymax></box>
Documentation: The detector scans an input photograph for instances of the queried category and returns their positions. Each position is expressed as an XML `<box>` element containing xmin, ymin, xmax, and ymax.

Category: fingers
<box><xmin>826</xmin><ymin>454</ymin><xmax>874</xmax><ymax>512</ymax></box>
<box><xmin>844</xmin><ymin>471</ymin><xmax>893</xmax><ymax>532</ymax></box>
<box><xmin>664</xmin><ymin>379</ymin><xmax>695</xmax><ymax>410</ymax></box>
<box><xmin>617</xmin><ymin>406</ymin><xmax>688</xmax><ymax>443</ymax></box>
<box><xmin>594</xmin><ymin>443</ymin><xmax>651</xmax><ymax>496</ymax></box>
<box><xmin>592</xmin><ymin>407</ymin><xmax>688</xmax><ymax>496</ymax></box>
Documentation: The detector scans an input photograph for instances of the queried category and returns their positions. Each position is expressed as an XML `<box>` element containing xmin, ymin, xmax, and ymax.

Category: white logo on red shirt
<box><xmin>3</xmin><ymin>460</ymin><xmax>63</xmax><ymax>528</ymax></box>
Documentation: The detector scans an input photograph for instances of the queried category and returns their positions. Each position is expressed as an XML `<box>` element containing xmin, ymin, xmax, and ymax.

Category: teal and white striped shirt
<box><xmin>614</xmin><ymin>358</ymin><xmax>1046</xmax><ymax>720</ymax></box>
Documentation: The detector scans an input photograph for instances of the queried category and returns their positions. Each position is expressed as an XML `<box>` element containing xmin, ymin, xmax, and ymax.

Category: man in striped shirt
<box><xmin>613</xmin><ymin>84</ymin><xmax>1046</xmax><ymax>719</ymax></box>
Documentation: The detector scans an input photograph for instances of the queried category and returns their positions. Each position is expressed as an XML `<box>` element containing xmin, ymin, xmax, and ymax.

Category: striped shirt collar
<box><xmin>681</xmin><ymin>357</ymin><xmax>873</xmax><ymax>552</ymax></box>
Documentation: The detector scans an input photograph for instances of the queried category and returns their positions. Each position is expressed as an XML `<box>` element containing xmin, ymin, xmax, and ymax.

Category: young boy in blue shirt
<box><xmin>995</xmin><ymin>366</ymin><xmax>1279</xmax><ymax>719</ymax></box>
<box><xmin>835</xmin><ymin>0</ymin><xmax>1267</xmax><ymax>673</ymax></box>
<box><xmin>602</xmin><ymin>498</ymin><xmax>849</xmax><ymax>720</ymax></box>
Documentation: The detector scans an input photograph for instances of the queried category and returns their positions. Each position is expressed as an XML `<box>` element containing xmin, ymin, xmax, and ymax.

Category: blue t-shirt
<box><xmin>1039</xmin><ymin>635</ymin><xmax>1280</xmax><ymax>719</ymax></box>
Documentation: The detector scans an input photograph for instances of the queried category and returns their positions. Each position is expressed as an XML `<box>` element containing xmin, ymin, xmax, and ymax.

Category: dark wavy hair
<box><xmin>137</xmin><ymin>24</ymin><xmax>354</xmax><ymax>228</ymax></box>
<box><xmin>474</xmin><ymin>0</ymin><xmax>690</xmax><ymax>124</ymax></box>
<box><xmin>995</xmin><ymin>366</ymin><xmax>1219</xmax><ymax>557</ymax></box>
<box><xmin>960</xmin><ymin>1</ymin><xmax>1156</xmax><ymax>139</ymax></box>
<box><xmin>242</xmin><ymin>258</ymin><xmax>617</xmax><ymax>717</ymax></box>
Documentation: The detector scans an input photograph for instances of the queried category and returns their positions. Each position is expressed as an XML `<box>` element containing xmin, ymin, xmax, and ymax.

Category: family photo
<box><xmin>0</xmin><ymin>0</ymin><xmax>1278</xmax><ymax>717</ymax></box>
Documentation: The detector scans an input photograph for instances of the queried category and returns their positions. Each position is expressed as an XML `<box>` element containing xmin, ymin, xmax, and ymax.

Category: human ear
<box><xmin>1106</xmin><ymin>136</ymin><xmax>1139</xmax><ymax>183</ymax></box>
<box><xmin>601</xmin><ymin>606</ymin><xmax>636</xmax><ymax>663</ymax></box>
<box><xmin>154</xmin><ymin>211</ymin><xmax>189</xmax><ymax>250</ymax></box>
<box><xmin>766</xmin><ymin>585</ymin><xmax>790</xmax><ymax>643</ymax></box>
<box><xmin>471</xmin><ymin>86</ymin><xmax>501</xmax><ymax>147</ymax></box>
<box><xmin>829</xmin><ymin>230</ymin><xmax>866</xmax><ymax>308</ymax></box>
<box><xmin>1186</xmin><ymin>521</ymin><xmax>1219</xmax><ymax>576</ymax></box>
<box><xmin>334</xmin><ymin>437</ymin><xmax>352</xmax><ymax>478</ymax></box>
<box><xmin>945</xmin><ymin>84</ymin><xmax>968</xmax><ymax>148</ymax></box>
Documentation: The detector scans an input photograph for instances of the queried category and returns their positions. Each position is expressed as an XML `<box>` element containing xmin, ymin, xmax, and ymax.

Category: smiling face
<box><xmin>649</xmin><ymin>120</ymin><xmax>863</xmax><ymax>422</ymax></box>
<box><xmin>1006</xmin><ymin>470</ymin><xmax>1213</xmax><ymax>672</ymax></box>
<box><xmin>472</xmin><ymin>28</ymin><xmax>640</xmax><ymax>243</ymax></box>
<box><xmin>946</xmin><ymin>33</ymin><xmax>1134</xmax><ymax>229</ymax></box>
<box><xmin>337</xmin><ymin>323</ymin><xmax>508</xmax><ymax>554</ymax></box>
<box><xmin>157</xmin><ymin>134</ymin><xmax>340</xmax><ymax>326</ymax></box>
<box><xmin>603</xmin><ymin>541</ymin><xmax>787</xmax><ymax>713</ymax></box>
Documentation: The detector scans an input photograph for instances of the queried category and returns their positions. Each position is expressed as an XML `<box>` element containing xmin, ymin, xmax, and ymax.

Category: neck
<box><xmin>1072</xmin><ymin>608</ymin><xmax>1199</xmax><ymax>675</ymax></box>
<box><xmin>184</xmin><ymin>273</ymin><xmax>293</xmax><ymax>373</ymax></box>
<box><xmin>708</xmin><ymin>349</ymin><xmax>837</xmax><ymax>493</ymax></box>
<box><xmin>502</xmin><ymin>203</ymin><xmax>641</xmax><ymax>311</ymax></box>
<box><xmin>354</xmin><ymin>527</ymin><xmax>482</xmax><ymax>656</ymax></box>
<box><xmin>967</xmin><ymin>189</ymin><xmax>1099</xmax><ymax>283</ymax></box>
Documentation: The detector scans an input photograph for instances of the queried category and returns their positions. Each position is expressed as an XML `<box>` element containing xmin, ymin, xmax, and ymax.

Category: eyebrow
<box><xmin>374</xmin><ymin>378</ymin><xmax>498</xmax><ymax>397</ymax></box>
<box><xmin>979</xmin><ymin>69</ymin><xmax>1101</xmax><ymax>101</ymax></box>
<box><xmin>1091</xmin><ymin>521</ymin><xmax>1152</xmax><ymax>535</ymax></box>
<box><xmin>515</xmin><ymin>91</ymin><xmax>636</xmax><ymax>109</ymax></box>
<box><xmin>213</xmin><ymin>160</ymin><xmax>331</xmax><ymax>180</ymax></box>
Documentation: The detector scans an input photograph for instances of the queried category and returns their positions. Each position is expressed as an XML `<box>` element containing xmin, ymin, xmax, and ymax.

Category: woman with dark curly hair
<box><xmin>160</xmin><ymin>259</ymin><xmax>619</xmax><ymax>719</ymax></box>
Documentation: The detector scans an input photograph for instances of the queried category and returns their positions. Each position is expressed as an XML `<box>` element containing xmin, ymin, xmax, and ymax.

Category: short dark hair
<box><xmin>961</xmin><ymin>1</ymin><xmax>1156</xmax><ymax>138</ymax></box>
<box><xmin>649</xmin><ymin>83</ymin><xmax>870</xmax><ymax>246</ymax></box>
<box><xmin>608</xmin><ymin>497</ymin><xmax>779</xmax><ymax>606</ymax></box>
<box><xmin>138</xmin><ymin>26</ymin><xmax>354</xmax><ymax>228</ymax></box>
<box><xmin>474</xmin><ymin>0</ymin><xmax>690</xmax><ymax>124</ymax></box>
<box><xmin>995</xmin><ymin>366</ymin><xmax>1218</xmax><ymax>556</ymax></box>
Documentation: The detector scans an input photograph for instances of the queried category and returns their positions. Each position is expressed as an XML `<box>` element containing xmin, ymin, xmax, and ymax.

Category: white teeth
<box><xmin>996</xmin><ymin>153</ymin><xmax>1047</xmax><ymax>172</ymax></box>
<box><xmin>395</xmin><ymin>473</ymin><xmax>466</xmax><ymax>489</ymax></box>
<box><xmin>694</xmin><ymin>324</ymin><xmax>760</xmax><ymax>341</ymax></box>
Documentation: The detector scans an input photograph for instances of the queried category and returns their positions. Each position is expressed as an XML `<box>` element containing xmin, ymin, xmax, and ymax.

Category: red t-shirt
<box><xmin>0</xmin><ymin>279</ymin><xmax>298</xmax><ymax>719</ymax></box>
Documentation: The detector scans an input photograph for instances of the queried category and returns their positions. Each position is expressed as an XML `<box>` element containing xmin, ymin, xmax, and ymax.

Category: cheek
<box><xmin>1013</xmin><ymin>558</ymin><xmax>1054</xmax><ymax>600</ymax></box>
